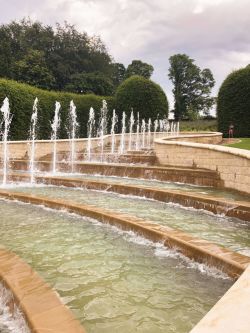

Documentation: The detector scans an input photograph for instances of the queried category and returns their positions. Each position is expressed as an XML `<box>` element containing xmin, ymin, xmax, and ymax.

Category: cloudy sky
<box><xmin>0</xmin><ymin>0</ymin><xmax>250</xmax><ymax>111</ymax></box>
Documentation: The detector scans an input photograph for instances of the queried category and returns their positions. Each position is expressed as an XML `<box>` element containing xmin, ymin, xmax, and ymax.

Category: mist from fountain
<box><xmin>111</xmin><ymin>109</ymin><xmax>118</xmax><ymax>154</ymax></box>
<box><xmin>0</xmin><ymin>97</ymin><xmax>12</xmax><ymax>185</ymax></box>
<box><xmin>128</xmin><ymin>109</ymin><xmax>135</xmax><ymax>151</ymax></box>
<box><xmin>119</xmin><ymin>112</ymin><xmax>126</xmax><ymax>154</ymax></box>
<box><xmin>51</xmin><ymin>101</ymin><xmax>61</xmax><ymax>174</ymax></box>
<box><xmin>29</xmin><ymin>98</ymin><xmax>38</xmax><ymax>184</ymax></box>
<box><xmin>87</xmin><ymin>107</ymin><xmax>95</xmax><ymax>161</ymax></box>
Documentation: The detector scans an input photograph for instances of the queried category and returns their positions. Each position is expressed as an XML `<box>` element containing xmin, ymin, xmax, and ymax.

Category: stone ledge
<box><xmin>9</xmin><ymin>173</ymin><xmax>250</xmax><ymax>222</ymax></box>
<box><xmin>0</xmin><ymin>248</ymin><xmax>86</xmax><ymax>333</ymax></box>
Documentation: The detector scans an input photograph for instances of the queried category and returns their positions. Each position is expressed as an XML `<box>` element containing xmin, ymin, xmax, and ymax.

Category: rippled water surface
<box><xmin>0</xmin><ymin>200</ymin><xmax>232</xmax><ymax>333</ymax></box>
<box><xmin>10</xmin><ymin>185</ymin><xmax>250</xmax><ymax>256</ymax></box>
<box><xmin>52</xmin><ymin>172</ymin><xmax>250</xmax><ymax>201</ymax></box>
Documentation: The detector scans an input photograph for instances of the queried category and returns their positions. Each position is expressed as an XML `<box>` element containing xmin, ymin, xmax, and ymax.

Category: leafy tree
<box><xmin>126</xmin><ymin>60</ymin><xmax>154</xmax><ymax>79</ymax></box>
<box><xmin>217</xmin><ymin>65</ymin><xmax>250</xmax><ymax>137</ymax></box>
<box><xmin>112</xmin><ymin>63</ymin><xmax>126</xmax><ymax>87</ymax></box>
<box><xmin>13</xmin><ymin>49</ymin><xmax>55</xmax><ymax>89</ymax></box>
<box><xmin>65</xmin><ymin>72</ymin><xmax>114</xmax><ymax>95</ymax></box>
<box><xmin>168</xmin><ymin>54</ymin><xmax>215</xmax><ymax>120</ymax></box>
<box><xmin>115</xmin><ymin>75</ymin><xmax>168</xmax><ymax>120</ymax></box>
<box><xmin>0</xmin><ymin>19</ymin><xmax>114</xmax><ymax>92</ymax></box>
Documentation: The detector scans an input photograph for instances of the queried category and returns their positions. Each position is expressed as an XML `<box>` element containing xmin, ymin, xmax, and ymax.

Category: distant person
<box><xmin>228</xmin><ymin>123</ymin><xmax>234</xmax><ymax>138</ymax></box>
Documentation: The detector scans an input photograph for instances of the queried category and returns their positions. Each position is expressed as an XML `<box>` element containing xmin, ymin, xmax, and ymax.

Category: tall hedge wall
<box><xmin>0</xmin><ymin>78</ymin><xmax>115</xmax><ymax>140</ymax></box>
<box><xmin>115</xmin><ymin>75</ymin><xmax>169</xmax><ymax>121</ymax></box>
<box><xmin>217</xmin><ymin>66</ymin><xmax>250</xmax><ymax>137</ymax></box>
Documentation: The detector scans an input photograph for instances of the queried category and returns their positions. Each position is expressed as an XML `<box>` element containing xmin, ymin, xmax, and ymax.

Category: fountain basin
<box><xmin>0</xmin><ymin>198</ymin><xmax>234</xmax><ymax>333</ymax></box>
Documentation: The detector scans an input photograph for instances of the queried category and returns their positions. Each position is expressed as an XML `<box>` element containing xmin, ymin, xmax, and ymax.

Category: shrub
<box><xmin>217</xmin><ymin>65</ymin><xmax>250</xmax><ymax>137</ymax></box>
<box><xmin>0</xmin><ymin>78</ymin><xmax>114</xmax><ymax>140</ymax></box>
<box><xmin>115</xmin><ymin>75</ymin><xmax>168</xmax><ymax>121</ymax></box>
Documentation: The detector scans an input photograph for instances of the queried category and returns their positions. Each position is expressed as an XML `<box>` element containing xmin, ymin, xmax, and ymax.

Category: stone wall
<box><xmin>155</xmin><ymin>133</ymin><xmax>250</xmax><ymax>194</ymax></box>
<box><xmin>0</xmin><ymin>132</ymin><xmax>167</xmax><ymax>160</ymax></box>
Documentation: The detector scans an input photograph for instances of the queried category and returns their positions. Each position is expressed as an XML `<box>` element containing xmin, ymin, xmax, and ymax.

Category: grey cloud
<box><xmin>0</xmin><ymin>0</ymin><xmax>250</xmax><ymax>109</ymax></box>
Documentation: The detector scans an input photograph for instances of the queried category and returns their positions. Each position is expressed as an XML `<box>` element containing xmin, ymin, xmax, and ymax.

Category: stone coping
<box><xmin>9</xmin><ymin>173</ymin><xmax>250</xmax><ymax>222</ymax></box>
<box><xmin>155</xmin><ymin>134</ymin><xmax>250</xmax><ymax>159</ymax></box>
<box><xmin>190</xmin><ymin>264</ymin><xmax>250</xmax><ymax>333</ymax></box>
<box><xmin>0</xmin><ymin>247</ymin><xmax>86</xmax><ymax>333</ymax></box>
<box><xmin>0</xmin><ymin>189</ymin><xmax>249</xmax><ymax>278</ymax></box>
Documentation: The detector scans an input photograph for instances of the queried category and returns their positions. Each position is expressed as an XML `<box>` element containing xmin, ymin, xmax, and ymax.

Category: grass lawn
<box><xmin>225</xmin><ymin>138</ymin><xmax>250</xmax><ymax>150</ymax></box>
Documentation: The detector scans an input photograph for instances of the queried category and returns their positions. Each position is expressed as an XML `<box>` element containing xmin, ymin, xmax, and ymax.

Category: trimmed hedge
<box><xmin>0</xmin><ymin>78</ymin><xmax>115</xmax><ymax>140</ymax></box>
<box><xmin>217</xmin><ymin>66</ymin><xmax>250</xmax><ymax>137</ymax></box>
<box><xmin>115</xmin><ymin>75</ymin><xmax>169</xmax><ymax>120</ymax></box>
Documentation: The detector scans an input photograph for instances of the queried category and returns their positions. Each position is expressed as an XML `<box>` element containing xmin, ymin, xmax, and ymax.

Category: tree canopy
<box><xmin>0</xmin><ymin>19</ymin><xmax>157</xmax><ymax>96</ymax></box>
<box><xmin>168</xmin><ymin>54</ymin><xmax>215</xmax><ymax>120</ymax></box>
<box><xmin>217</xmin><ymin>65</ymin><xmax>250</xmax><ymax>137</ymax></box>
<box><xmin>126</xmin><ymin>60</ymin><xmax>154</xmax><ymax>79</ymax></box>
<box><xmin>0</xmin><ymin>19</ymin><xmax>115</xmax><ymax>93</ymax></box>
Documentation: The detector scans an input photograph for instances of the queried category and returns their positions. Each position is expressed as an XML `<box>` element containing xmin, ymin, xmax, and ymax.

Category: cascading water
<box><xmin>147</xmin><ymin>118</ymin><xmax>152</xmax><ymax>148</ymax></box>
<box><xmin>51</xmin><ymin>101</ymin><xmax>61</xmax><ymax>174</ymax></box>
<box><xmin>0</xmin><ymin>97</ymin><xmax>12</xmax><ymax>186</ymax></box>
<box><xmin>87</xmin><ymin>107</ymin><xmax>95</xmax><ymax>161</ymax></box>
<box><xmin>135</xmin><ymin>112</ymin><xmax>140</xmax><ymax>151</ymax></box>
<box><xmin>141</xmin><ymin>119</ymin><xmax>146</xmax><ymax>148</ymax></box>
<box><xmin>29</xmin><ymin>98</ymin><xmax>38</xmax><ymax>184</ymax></box>
<box><xmin>119</xmin><ymin>112</ymin><xmax>126</xmax><ymax>154</ymax></box>
<box><xmin>111</xmin><ymin>109</ymin><xmax>118</xmax><ymax>154</ymax></box>
<box><xmin>68</xmin><ymin>100</ymin><xmax>79</xmax><ymax>172</ymax></box>
<box><xmin>128</xmin><ymin>109</ymin><xmax>135</xmax><ymax>151</ymax></box>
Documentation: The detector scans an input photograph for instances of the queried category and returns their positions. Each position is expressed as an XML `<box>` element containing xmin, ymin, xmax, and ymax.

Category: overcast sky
<box><xmin>0</xmin><ymin>0</ymin><xmax>250</xmax><ymax>111</ymax></box>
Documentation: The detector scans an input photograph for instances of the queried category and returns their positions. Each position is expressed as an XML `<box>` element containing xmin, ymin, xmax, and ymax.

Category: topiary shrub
<box><xmin>217</xmin><ymin>65</ymin><xmax>250</xmax><ymax>137</ymax></box>
<box><xmin>115</xmin><ymin>75</ymin><xmax>169</xmax><ymax>120</ymax></box>
<box><xmin>0</xmin><ymin>78</ymin><xmax>115</xmax><ymax>140</ymax></box>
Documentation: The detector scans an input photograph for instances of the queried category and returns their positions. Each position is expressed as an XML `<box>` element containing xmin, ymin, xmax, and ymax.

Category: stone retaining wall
<box><xmin>155</xmin><ymin>133</ymin><xmax>250</xmax><ymax>194</ymax></box>
<box><xmin>0</xmin><ymin>248</ymin><xmax>86</xmax><ymax>333</ymax></box>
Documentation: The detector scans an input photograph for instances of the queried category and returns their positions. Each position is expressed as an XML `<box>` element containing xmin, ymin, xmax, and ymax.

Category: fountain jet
<box><xmin>0</xmin><ymin>97</ymin><xmax>12</xmax><ymax>186</ymax></box>
<box><xmin>51</xmin><ymin>101</ymin><xmax>61</xmax><ymax>174</ymax></box>
<box><xmin>29</xmin><ymin>98</ymin><xmax>38</xmax><ymax>184</ymax></box>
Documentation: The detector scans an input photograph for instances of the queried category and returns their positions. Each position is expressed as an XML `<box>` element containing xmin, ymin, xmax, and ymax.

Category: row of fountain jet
<box><xmin>0</xmin><ymin>97</ymin><xmax>179</xmax><ymax>185</ymax></box>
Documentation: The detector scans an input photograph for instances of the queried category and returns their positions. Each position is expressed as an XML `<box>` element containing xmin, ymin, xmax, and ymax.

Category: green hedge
<box><xmin>115</xmin><ymin>75</ymin><xmax>169</xmax><ymax>121</ymax></box>
<box><xmin>217</xmin><ymin>66</ymin><xmax>250</xmax><ymax>137</ymax></box>
<box><xmin>0</xmin><ymin>78</ymin><xmax>115</xmax><ymax>140</ymax></box>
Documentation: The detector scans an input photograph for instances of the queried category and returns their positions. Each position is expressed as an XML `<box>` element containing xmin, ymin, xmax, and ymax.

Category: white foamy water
<box><xmin>0</xmin><ymin>283</ymin><xmax>30</xmax><ymax>333</ymax></box>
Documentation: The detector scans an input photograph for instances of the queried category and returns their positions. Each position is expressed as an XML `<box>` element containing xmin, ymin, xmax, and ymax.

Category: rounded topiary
<box><xmin>115</xmin><ymin>75</ymin><xmax>169</xmax><ymax>120</ymax></box>
<box><xmin>217</xmin><ymin>65</ymin><xmax>250</xmax><ymax>137</ymax></box>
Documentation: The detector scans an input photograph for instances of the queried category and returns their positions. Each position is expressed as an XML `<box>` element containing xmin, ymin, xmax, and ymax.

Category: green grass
<box><xmin>225</xmin><ymin>138</ymin><xmax>250</xmax><ymax>150</ymax></box>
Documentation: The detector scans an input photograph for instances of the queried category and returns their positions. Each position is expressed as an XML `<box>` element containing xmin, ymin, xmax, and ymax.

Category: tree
<box><xmin>65</xmin><ymin>71</ymin><xmax>114</xmax><ymax>95</ymax></box>
<box><xmin>115</xmin><ymin>75</ymin><xmax>168</xmax><ymax>120</ymax></box>
<box><xmin>126</xmin><ymin>60</ymin><xmax>154</xmax><ymax>79</ymax></box>
<box><xmin>168</xmin><ymin>54</ymin><xmax>215</xmax><ymax>120</ymax></box>
<box><xmin>0</xmin><ymin>19</ymin><xmax>114</xmax><ymax>92</ymax></box>
<box><xmin>14</xmin><ymin>49</ymin><xmax>55</xmax><ymax>89</ymax></box>
<box><xmin>217</xmin><ymin>65</ymin><xmax>250</xmax><ymax>137</ymax></box>
<box><xmin>112</xmin><ymin>63</ymin><xmax>126</xmax><ymax>87</ymax></box>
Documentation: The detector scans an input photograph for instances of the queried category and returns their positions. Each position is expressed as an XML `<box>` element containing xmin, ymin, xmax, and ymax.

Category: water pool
<box><xmin>0</xmin><ymin>199</ymin><xmax>232</xmax><ymax>333</ymax></box>
<box><xmin>8</xmin><ymin>185</ymin><xmax>250</xmax><ymax>256</ymax></box>
<box><xmin>49</xmin><ymin>172</ymin><xmax>250</xmax><ymax>202</ymax></box>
